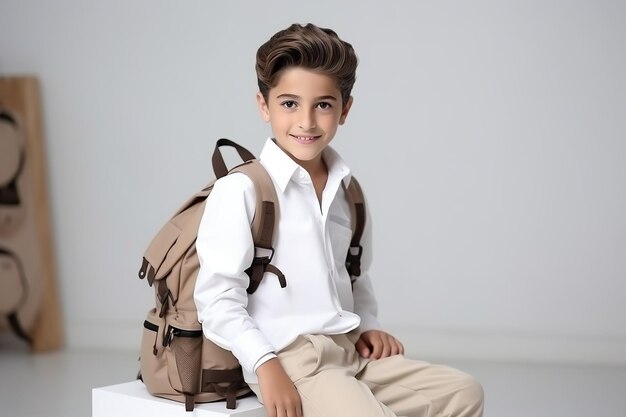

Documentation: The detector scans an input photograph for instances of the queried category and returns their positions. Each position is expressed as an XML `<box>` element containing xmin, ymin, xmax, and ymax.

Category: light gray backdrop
<box><xmin>1</xmin><ymin>0</ymin><xmax>624</xmax><ymax>364</ymax></box>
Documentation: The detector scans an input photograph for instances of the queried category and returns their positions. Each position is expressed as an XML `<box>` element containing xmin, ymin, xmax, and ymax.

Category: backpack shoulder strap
<box><xmin>212</xmin><ymin>138</ymin><xmax>256</xmax><ymax>179</ymax></box>
<box><xmin>231</xmin><ymin>160</ymin><xmax>286</xmax><ymax>294</ymax></box>
<box><xmin>231</xmin><ymin>160</ymin><xmax>278</xmax><ymax>250</ymax></box>
<box><xmin>344</xmin><ymin>176</ymin><xmax>366</xmax><ymax>278</ymax></box>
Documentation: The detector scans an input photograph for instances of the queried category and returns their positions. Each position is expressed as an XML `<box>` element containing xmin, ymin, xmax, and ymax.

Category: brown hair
<box><xmin>255</xmin><ymin>23</ymin><xmax>358</xmax><ymax>107</ymax></box>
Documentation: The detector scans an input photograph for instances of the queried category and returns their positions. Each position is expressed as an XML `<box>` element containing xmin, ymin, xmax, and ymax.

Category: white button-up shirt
<box><xmin>194</xmin><ymin>138</ymin><xmax>380</xmax><ymax>383</ymax></box>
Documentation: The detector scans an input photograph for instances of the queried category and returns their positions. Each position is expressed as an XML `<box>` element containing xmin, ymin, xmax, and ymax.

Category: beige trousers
<box><xmin>249</xmin><ymin>333</ymin><xmax>484</xmax><ymax>417</ymax></box>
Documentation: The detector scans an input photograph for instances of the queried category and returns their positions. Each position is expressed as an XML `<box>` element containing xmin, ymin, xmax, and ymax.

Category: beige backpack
<box><xmin>138</xmin><ymin>139</ymin><xmax>366</xmax><ymax>411</ymax></box>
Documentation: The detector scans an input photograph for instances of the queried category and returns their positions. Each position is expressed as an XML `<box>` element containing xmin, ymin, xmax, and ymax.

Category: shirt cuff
<box><xmin>231</xmin><ymin>328</ymin><xmax>275</xmax><ymax>374</ymax></box>
<box><xmin>253</xmin><ymin>352</ymin><xmax>277</xmax><ymax>373</ymax></box>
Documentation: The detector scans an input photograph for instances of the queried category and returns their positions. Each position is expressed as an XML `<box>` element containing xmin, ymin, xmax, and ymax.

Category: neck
<box><xmin>300</xmin><ymin>156</ymin><xmax>328</xmax><ymax>207</ymax></box>
<box><xmin>299</xmin><ymin>155</ymin><xmax>327</xmax><ymax>180</ymax></box>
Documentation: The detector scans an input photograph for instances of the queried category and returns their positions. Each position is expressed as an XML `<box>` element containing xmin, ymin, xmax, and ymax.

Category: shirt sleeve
<box><xmin>193</xmin><ymin>172</ymin><xmax>276</xmax><ymax>374</ymax></box>
<box><xmin>350</xmin><ymin>193</ymin><xmax>382</xmax><ymax>332</ymax></box>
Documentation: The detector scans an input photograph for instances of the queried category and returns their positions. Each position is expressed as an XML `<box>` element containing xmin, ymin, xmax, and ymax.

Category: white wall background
<box><xmin>1</xmin><ymin>0</ymin><xmax>624</xmax><ymax>364</ymax></box>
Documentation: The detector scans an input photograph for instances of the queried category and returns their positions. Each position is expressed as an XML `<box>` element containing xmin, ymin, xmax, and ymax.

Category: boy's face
<box><xmin>256</xmin><ymin>67</ymin><xmax>352</xmax><ymax>173</ymax></box>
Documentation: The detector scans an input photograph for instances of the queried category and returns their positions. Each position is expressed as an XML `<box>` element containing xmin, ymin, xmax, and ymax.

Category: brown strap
<box><xmin>225</xmin><ymin>390</ymin><xmax>237</xmax><ymax>410</ymax></box>
<box><xmin>202</xmin><ymin>368</ymin><xmax>247</xmax><ymax>408</ymax></box>
<box><xmin>184</xmin><ymin>394</ymin><xmax>195</xmax><ymax>412</ymax></box>
<box><xmin>207</xmin><ymin>383</ymin><xmax>240</xmax><ymax>409</ymax></box>
<box><xmin>138</xmin><ymin>257</ymin><xmax>157</xmax><ymax>286</ymax></box>
<box><xmin>246</xmin><ymin>256</ymin><xmax>287</xmax><ymax>294</ymax></box>
<box><xmin>212</xmin><ymin>138</ymin><xmax>256</xmax><ymax>179</ymax></box>
<box><xmin>202</xmin><ymin>382</ymin><xmax>243</xmax><ymax>410</ymax></box>
<box><xmin>245</xmin><ymin>256</ymin><xmax>286</xmax><ymax>294</ymax></box>
<box><xmin>232</xmin><ymin>161</ymin><xmax>280</xmax><ymax>248</ymax></box>
<box><xmin>232</xmin><ymin>161</ymin><xmax>287</xmax><ymax>293</ymax></box>
<box><xmin>202</xmin><ymin>368</ymin><xmax>245</xmax><ymax>383</ymax></box>
<box><xmin>255</xmin><ymin>201</ymin><xmax>275</xmax><ymax>249</ymax></box>
<box><xmin>350</xmin><ymin>203</ymin><xmax>365</xmax><ymax>248</ymax></box>
<box><xmin>346</xmin><ymin>245</ymin><xmax>363</xmax><ymax>278</ymax></box>
<box><xmin>157</xmin><ymin>280</ymin><xmax>171</xmax><ymax>317</ymax></box>
<box><xmin>225</xmin><ymin>391</ymin><xmax>237</xmax><ymax>410</ymax></box>
<box><xmin>345</xmin><ymin>177</ymin><xmax>366</xmax><ymax>244</ymax></box>
<box><xmin>265</xmin><ymin>264</ymin><xmax>286</xmax><ymax>288</ymax></box>
<box><xmin>245</xmin><ymin>260</ymin><xmax>265</xmax><ymax>294</ymax></box>
<box><xmin>344</xmin><ymin>177</ymin><xmax>366</xmax><ymax>278</ymax></box>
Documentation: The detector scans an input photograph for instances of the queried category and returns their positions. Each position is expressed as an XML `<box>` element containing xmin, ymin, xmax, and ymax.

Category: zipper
<box><xmin>143</xmin><ymin>320</ymin><xmax>158</xmax><ymax>332</ymax></box>
<box><xmin>162</xmin><ymin>324</ymin><xmax>202</xmax><ymax>347</ymax></box>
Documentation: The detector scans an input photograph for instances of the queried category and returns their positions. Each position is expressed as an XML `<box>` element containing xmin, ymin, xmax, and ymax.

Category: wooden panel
<box><xmin>0</xmin><ymin>76</ymin><xmax>63</xmax><ymax>351</ymax></box>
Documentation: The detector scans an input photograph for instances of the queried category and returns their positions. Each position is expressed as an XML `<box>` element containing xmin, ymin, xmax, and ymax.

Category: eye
<box><xmin>317</xmin><ymin>102</ymin><xmax>332</xmax><ymax>110</ymax></box>
<box><xmin>281</xmin><ymin>100</ymin><xmax>297</xmax><ymax>109</ymax></box>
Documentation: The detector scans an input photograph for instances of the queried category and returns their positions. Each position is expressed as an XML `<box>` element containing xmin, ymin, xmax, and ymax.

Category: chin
<box><xmin>291</xmin><ymin>152</ymin><xmax>320</xmax><ymax>163</ymax></box>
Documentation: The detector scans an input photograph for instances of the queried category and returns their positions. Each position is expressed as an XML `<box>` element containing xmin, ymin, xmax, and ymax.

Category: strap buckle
<box><xmin>246</xmin><ymin>247</ymin><xmax>286</xmax><ymax>294</ymax></box>
<box><xmin>346</xmin><ymin>245</ymin><xmax>363</xmax><ymax>277</ymax></box>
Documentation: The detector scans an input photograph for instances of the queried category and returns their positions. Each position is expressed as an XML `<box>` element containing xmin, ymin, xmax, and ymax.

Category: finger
<box><xmin>370</xmin><ymin>334</ymin><xmax>384</xmax><ymax>359</ymax></box>
<box><xmin>296</xmin><ymin>397</ymin><xmax>303</xmax><ymax>417</ymax></box>
<box><xmin>398</xmin><ymin>339</ymin><xmax>405</xmax><ymax>355</ymax></box>
<box><xmin>276</xmin><ymin>405</ymin><xmax>287</xmax><ymax>417</ymax></box>
<box><xmin>389</xmin><ymin>336</ymin><xmax>404</xmax><ymax>355</ymax></box>
<box><xmin>264</xmin><ymin>404</ymin><xmax>277</xmax><ymax>417</ymax></box>
<box><xmin>286</xmin><ymin>397</ymin><xmax>302</xmax><ymax>417</ymax></box>
<box><xmin>355</xmin><ymin>338</ymin><xmax>371</xmax><ymax>358</ymax></box>
<box><xmin>380</xmin><ymin>335</ymin><xmax>391</xmax><ymax>359</ymax></box>
<box><xmin>391</xmin><ymin>336</ymin><xmax>404</xmax><ymax>356</ymax></box>
<box><xmin>285</xmin><ymin>395</ymin><xmax>300</xmax><ymax>417</ymax></box>
<box><xmin>390</xmin><ymin>338</ymin><xmax>400</xmax><ymax>356</ymax></box>
<box><xmin>289</xmin><ymin>403</ymin><xmax>302</xmax><ymax>417</ymax></box>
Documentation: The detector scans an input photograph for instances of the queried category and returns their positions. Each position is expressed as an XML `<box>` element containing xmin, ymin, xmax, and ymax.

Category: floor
<box><xmin>1</xmin><ymin>339</ymin><xmax>625</xmax><ymax>417</ymax></box>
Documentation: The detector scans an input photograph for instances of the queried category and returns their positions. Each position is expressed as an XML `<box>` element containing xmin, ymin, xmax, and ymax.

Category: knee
<box><xmin>453</xmin><ymin>374</ymin><xmax>484</xmax><ymax>416</ymax></box>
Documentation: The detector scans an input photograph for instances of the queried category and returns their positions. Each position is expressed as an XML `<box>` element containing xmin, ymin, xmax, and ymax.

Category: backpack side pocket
<box><xmin>163</xmin><ymin>320</ymin><xmax>203</xmax><ymax>411</ymax></box>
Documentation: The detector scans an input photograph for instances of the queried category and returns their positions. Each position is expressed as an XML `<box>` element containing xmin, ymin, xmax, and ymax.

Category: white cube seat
<box><xmin>92</xmin><ymin>379</ymin><xmax>408</xmax><ymax>417</ymax></box>
<box><xmin>92</xmin><ymin>380</ymin><xmax>266</xmax><ymax>417</ymax></box>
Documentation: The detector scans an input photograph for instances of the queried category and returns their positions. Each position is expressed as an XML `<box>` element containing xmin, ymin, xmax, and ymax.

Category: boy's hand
<box><xmin>256</xmin><ymin>357</ymin><xmax>302</xmax><ymax>417</ymax></box>
<box><xmin>355</xmin><ymin>330</ymin><xmax>405</xmax><ymax>359</ymax></box>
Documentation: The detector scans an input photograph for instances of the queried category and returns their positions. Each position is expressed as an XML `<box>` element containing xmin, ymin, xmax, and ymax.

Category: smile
<box><xmin>290</xmin><ymin>134</ymin><xmax>321</xmax><ymax>143</ymax></box>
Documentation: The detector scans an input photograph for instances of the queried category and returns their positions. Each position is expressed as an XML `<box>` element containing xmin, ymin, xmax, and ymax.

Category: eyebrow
<box><xmin>276</xmin><ymin>94</ymin><xmax>338</xmax><ymax>101</ymax></box>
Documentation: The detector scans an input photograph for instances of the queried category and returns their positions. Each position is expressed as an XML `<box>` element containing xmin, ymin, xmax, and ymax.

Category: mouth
<box><xmin>289</xmin><ymin>134</ymin><xmax>322</xmax><ymax>144</ymax></box>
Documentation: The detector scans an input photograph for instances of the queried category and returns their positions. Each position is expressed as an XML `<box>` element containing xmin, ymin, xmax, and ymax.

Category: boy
<box><xmin>194</xmin><ymin>23</ymin><xmax>484</xmax><ymax>417</ymax></box>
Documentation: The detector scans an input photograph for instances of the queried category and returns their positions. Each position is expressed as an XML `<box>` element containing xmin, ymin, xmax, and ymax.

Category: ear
<box><xmin>256</xmin><ymin>92</ymin><xmax>270</xmax><ymax>122</ymax></box>
<box><xmin>339</xmin><ymin>96</ymin><xmax>353</xmax><ymax>125</ymax></box>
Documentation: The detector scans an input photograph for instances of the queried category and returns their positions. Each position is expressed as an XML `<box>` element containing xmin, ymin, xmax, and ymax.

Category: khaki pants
<box><xmin>249</xmin><ymin>333</ymin><xmax>484</xmax><ymax>417</ymax></box>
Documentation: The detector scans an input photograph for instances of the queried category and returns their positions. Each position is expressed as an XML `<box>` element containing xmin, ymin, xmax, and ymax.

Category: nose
<box><xmin>298</xmin><ymin>109</ymin><xmax>317</xmax><ymax>130</ymax></box>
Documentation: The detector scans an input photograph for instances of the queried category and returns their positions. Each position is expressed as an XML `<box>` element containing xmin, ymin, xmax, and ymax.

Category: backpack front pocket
<box><xmin>139</xmin><ymin>309</ymin><xmax>171</xmax><ymax>396</ymax></box>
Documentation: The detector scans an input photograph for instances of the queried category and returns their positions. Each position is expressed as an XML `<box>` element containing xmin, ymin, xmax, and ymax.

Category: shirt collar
<box><xmin>259</xmin><ymin>138</ymin><xmax>352</xmax><ymax>193</ymax></box>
